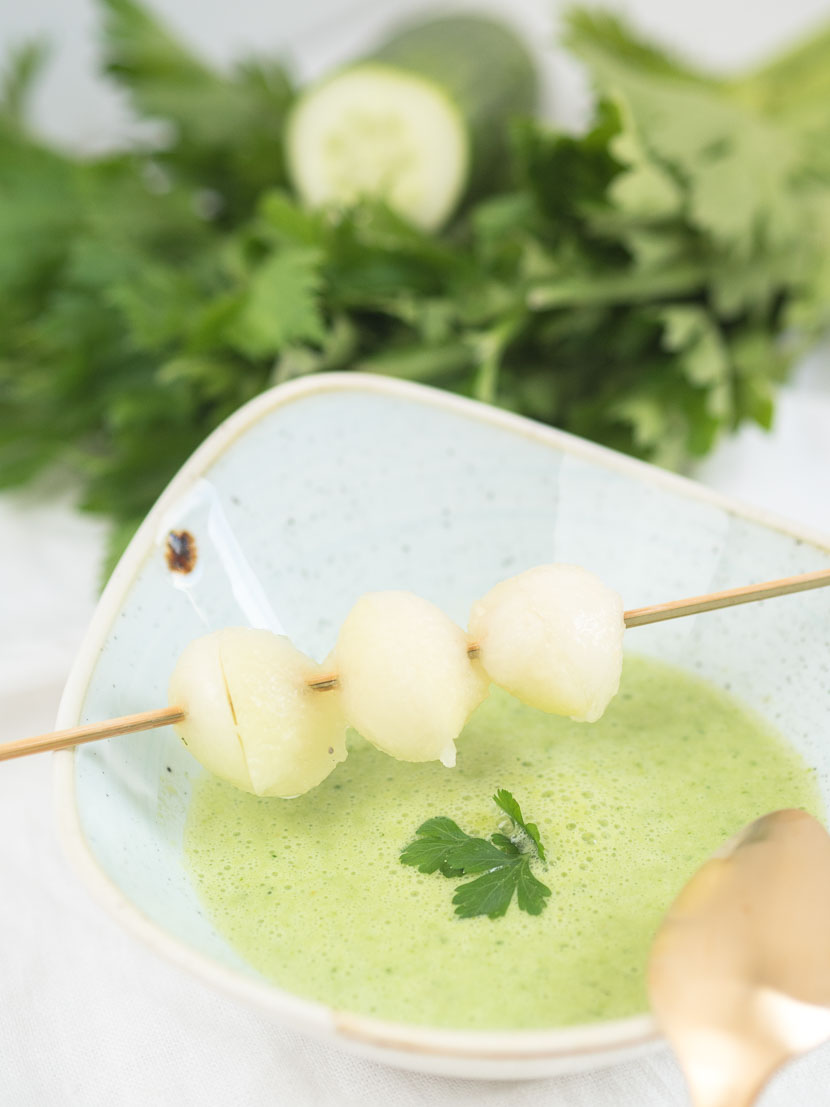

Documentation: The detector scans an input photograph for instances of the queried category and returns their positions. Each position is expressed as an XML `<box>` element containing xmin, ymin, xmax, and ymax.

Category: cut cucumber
<box><xmin>287</xmin><ymin>64</ymin><xmax>468</xmax><ymax>231</ymax></box>
<box><xmin>286</xmin><ymin>15</ymin><xmax>538</xmax><ymax>231</ymax></box>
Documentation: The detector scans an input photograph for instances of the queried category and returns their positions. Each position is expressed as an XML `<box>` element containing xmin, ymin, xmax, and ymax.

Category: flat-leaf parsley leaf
<box><xmin>400</xmin><ymin>790</ymin><xmax>551</xmax><ymax>919</ymax></box>
<box><xmin>493</xmin><ymin>787</ymin><xmax>547</xmax><ymax>861</ymax></box>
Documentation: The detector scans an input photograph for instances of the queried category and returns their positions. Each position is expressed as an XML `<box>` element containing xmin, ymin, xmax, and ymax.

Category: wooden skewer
<box><xmin>622</xmin><ymin>566</ymin><xmax>830</xmax><ymax>628</ymax></box>
<box><xmin>3</xmin><ymin>567</ymin><xmax>830</xmax><ymax>764</ymax></box>
<box><xmin>0</xmin><ymin>706</ymin><xmax>185</xmax><ymax>762</ymax></box>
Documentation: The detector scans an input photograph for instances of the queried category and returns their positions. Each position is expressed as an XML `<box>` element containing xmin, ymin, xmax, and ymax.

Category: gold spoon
<box><xmin>649</xmin><ymin>809</ymin><xmax>830</xmax><ymax>1107</ymax></box>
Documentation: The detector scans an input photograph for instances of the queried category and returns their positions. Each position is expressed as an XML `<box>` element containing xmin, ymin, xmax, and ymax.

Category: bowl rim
<box><xmin>52</xmin><ymin>370</ymin><xmax>830</xmax><ymax>1064</ymax></box>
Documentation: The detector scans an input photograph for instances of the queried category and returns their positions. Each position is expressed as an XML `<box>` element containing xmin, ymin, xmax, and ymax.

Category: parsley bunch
<box><xmin>1</xmin><ymin>1</ymin><xmax>829</xmax><ymax>574</ymax></box>
<box><xmin>400</xmin><ymin>789</ymin><xmax>551</xmax><ymax>919</ymax></box>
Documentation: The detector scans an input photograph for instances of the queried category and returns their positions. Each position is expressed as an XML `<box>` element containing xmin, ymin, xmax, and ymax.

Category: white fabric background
<box><xmin>2</xmin><ymin>1</ymin><xmax>830</xmax><ymax>1103</ymax></box>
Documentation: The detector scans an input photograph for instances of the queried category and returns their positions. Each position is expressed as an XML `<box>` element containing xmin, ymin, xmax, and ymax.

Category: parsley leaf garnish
<box><xmin>400</xmin><ymin>791</ymin><xmax>552</xmax><ymax>919</ymax></box>
<box><xmin>493</xmin><ymin>787</ymin><xmax>547</xmax><ymax>861</ymax></box>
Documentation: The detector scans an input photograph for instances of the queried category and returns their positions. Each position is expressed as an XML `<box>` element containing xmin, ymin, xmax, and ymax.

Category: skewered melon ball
<box><xmin>468</xmin><ymin>564</ymin><xmax>624</xmax><ymax>722</ymax></box>
<box><xmin>168</xmin><ymin>628</ymin><xmax>347</xmax><ymax>797</ymax></box>
<box><xmin>333</xmin><ymin>591</ymin><xmax>489</xmax><ymax>766</ymax></box>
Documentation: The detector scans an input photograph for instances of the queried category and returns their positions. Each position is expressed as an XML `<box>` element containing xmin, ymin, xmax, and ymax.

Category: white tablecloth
<box><xmin>2</xmin><ymin>360</ymin><xmax>830</xmax><ymax>1106</ymax></box>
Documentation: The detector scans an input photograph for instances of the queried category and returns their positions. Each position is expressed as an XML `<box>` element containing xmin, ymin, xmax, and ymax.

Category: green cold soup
<box><xmin>184</xmin><ymin>655</ymin><xmax>822</xmax><ymax>1029</ymax></box>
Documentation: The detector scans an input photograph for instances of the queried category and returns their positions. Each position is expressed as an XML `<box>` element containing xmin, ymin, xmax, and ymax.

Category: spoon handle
<box><xmin>687</xmin><ymin>1076</ymin><xmax>761</xmax><ymax>1107</ymax></box>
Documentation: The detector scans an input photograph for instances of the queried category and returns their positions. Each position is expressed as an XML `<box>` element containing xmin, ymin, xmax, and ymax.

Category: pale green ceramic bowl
<box><xmin>54</xmin><ymin>373</ymin><xmax>830</xmax><ymax>1078</ymax></box>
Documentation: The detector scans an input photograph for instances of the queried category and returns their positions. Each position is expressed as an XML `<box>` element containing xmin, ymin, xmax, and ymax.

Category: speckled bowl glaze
<box><xmin>54</xmin><ymin>373</ymin><xmax>830</xmax><ymax>1079</ymax></box>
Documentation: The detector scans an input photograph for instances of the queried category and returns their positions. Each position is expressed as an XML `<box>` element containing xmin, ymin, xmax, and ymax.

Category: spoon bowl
<box><xmin>649</xmin><ymin>809</ymin><xmax>830</xmax><ymax>1107</ymax></box>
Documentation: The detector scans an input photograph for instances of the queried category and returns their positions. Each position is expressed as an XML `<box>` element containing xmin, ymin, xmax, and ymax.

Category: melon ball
<box><xmin>167</xmin><ymin>632</ymin><xmax>250</xmax><ymax>794</ymax></box>
<box><xmin>333</xmin><ymin>591</ymin><xmax>489</xmax><ymax>766</ymax></box>
<box><xmin>168</xmin><ymin>628</ymin><xmax>347</xmax><ymax>797</ymax></box>
<box><xmin>468</xmin><ymin>564</ymin><xmax>624</xmax><ymax>722</ymax></box>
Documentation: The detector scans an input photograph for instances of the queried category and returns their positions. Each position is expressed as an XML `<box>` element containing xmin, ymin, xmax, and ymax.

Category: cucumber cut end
<box><xmin>286</xmin><ymin>64</ymin><xmax>469</xmax><ymax>231</ymax></box>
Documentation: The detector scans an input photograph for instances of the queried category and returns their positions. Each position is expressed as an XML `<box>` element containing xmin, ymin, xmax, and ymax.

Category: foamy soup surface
<box><xmin>185</xmin><ymin>656</ymin><xmax>821</xmax><ymax>1029</ymax></box>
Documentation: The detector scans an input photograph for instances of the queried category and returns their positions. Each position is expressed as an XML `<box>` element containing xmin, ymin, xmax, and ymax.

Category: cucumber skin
<box><xmin>370</xmin><ymin>15</ymin><xmax>539</xmax><ymax>202</ymax></box>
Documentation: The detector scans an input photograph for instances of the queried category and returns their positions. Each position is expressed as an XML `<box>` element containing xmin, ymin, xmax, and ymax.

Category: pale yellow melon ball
<box><xmin>168</xmin><ymin>628</ymin><xmax>347</xmax><ymax>797</ymax></box>
<box><xmin>334</xmin><ymin>591</ymin><xmax>489</xmax><ymax>766</ymax></box>
<box><xmin>468</xmin><ymin>564</ymin><xmax>624</xmax><ymax>722</ymax></box>
<box><xmin>167</xmin><ymin>631</ymin><xmax>251</xmax><ymax>793</ymax></box>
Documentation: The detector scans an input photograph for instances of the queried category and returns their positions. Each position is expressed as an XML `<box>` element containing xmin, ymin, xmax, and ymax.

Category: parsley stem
<box><xmin>527</xmin><ymin>263</ymin><xmax>709</xmax><ymax>311</ymax></box>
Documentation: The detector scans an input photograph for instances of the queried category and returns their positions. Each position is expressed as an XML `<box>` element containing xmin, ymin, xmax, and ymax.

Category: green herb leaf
<box><xmin>452</xmin><ymin>856</ymin><xmax>550</xmax><ymax>919</ymax></box>
<box><xmin>489</xmin><ymin>832</ymin><xmax>520</xmax><ymax>854</ymax></box>
<box><xmin>99</xmin><ymin>0</ymin><xmax>296</xmax><ymax>220</ymax></box>
<box><xmin>0</xmin><ymin>39</ymin><xmax>50</xmax><ymax>127</ymax></box>
<box><xmin>225</xmin><ymin>248</ymin><xmax>326</xmax><ymax>358</ymax></box>
<box><xmin>400</xmin><ymin>792</ymin><xmax>551</xmax><ymax>919</ymax></box>
<box><xmin>493</xmin><ymin>787</ymin><xmax>547</xmax><ymax>861</ymax></box>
